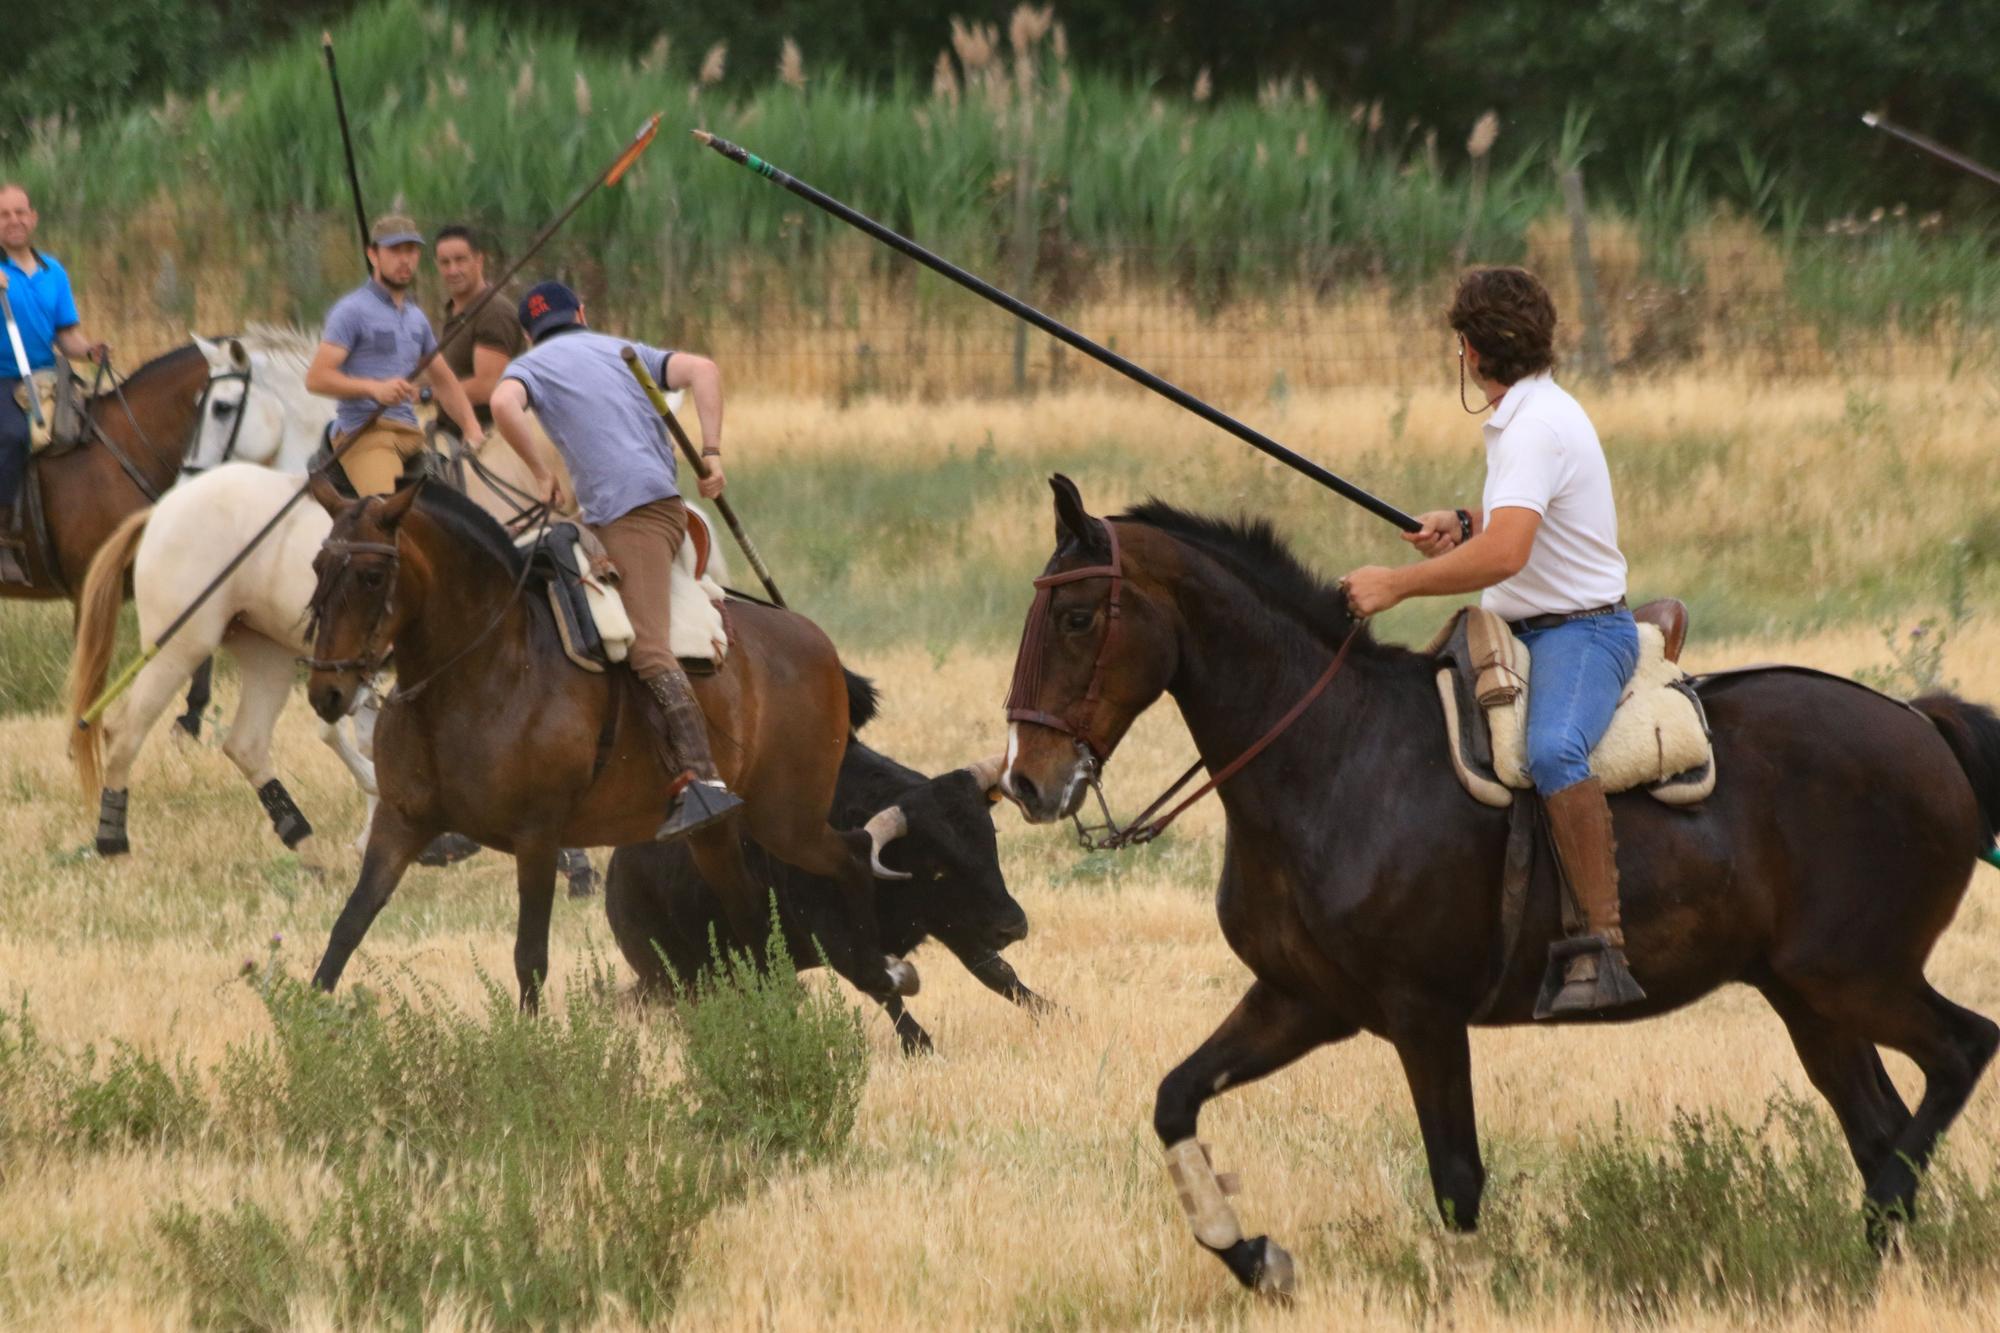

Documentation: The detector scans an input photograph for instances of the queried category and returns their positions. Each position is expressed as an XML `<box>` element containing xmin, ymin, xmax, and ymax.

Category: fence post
<box><xmin>1559</xmin><ymin>166</ymin><xmax>1613</xmax><ymax>380</ymax></box>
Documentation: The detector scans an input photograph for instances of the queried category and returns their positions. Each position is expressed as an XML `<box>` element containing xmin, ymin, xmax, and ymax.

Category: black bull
<box><xmin>606</xmin><ymin>730</ymin><xmax>1046</xmax><ymax>1054</ymax></box>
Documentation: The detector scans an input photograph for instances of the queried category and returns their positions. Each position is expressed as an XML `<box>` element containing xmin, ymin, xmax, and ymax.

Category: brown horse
<box><xmin>3</xmin><ymin>345</ymin><xmax>211</xmax><ymax>600</ymax></box>
<box><xmin>301</xmin><ymin>477</ymin><xmax>918</xmax><ymax>1009</ymax></box>
<box><xmin>1002</xmin><ymin>475</ymin><xmax>2000</xmax><ymax>1297</ymax></box>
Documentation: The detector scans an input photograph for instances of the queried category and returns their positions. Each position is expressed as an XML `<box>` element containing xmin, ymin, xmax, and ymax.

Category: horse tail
<box><xmin>1914</xmin><ymin>692</ymin><xmax>2000</xmax><ymax>852</ymax></box>
<box><xmin>66</xmin><ymin>505</ymin><xmax>151</xmax><ymax>796</ymax></box>
<box><xmin>843</xmin><ymin>667</ymin><xmax>880</xmax><ymax>733</ymax></box>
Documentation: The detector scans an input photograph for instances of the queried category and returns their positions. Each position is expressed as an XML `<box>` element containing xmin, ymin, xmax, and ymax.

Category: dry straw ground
<box><xmin>4</xmin><ymin>371</ymin><xmax>2000</xmax><ymax>1328</ymax></box>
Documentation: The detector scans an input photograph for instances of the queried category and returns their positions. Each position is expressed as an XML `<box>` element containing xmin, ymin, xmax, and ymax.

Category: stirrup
<box><xmin>1533</xmin><ymin>934</ymin><xmax>1647</xmax><ymax>1019</ymax></box>
<box><xmin>654</xmin><ymin>778</ymin><xmax>744</xmax><ymax>843</ymax></box>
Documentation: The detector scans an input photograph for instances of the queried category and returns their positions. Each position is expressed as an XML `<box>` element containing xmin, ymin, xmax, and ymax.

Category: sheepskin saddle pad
<box><xmin>519</xmin><ymin>508</ymin><xmax>729</xmax><ymax>674</ymax></box>
<box><xmin>1431</xmin><ymin>604</ymin><xmax>1714</xmax><ymax>808</ymax></box>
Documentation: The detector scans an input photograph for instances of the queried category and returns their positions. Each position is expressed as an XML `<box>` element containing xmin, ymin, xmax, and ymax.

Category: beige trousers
<box><xmin>597</xmin><ymin>497</ymin><xmax>691</xmax><ymax>679</ymax></box>
<box><xmin>341</xmin><ymin>421</ymin><xmax>428</xmax><ymax>496</ymax></box>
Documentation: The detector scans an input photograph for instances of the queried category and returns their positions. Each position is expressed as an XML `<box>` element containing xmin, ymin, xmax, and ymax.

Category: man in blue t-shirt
<box><xmin>1</xmin><ymin>182</ymin><xmax>110</xmax><ymax>582</ymax></box>
<box><xmin>487</xmin><ymin>280</ymin><xmax>740</xmax><ymax>843</ymax></box>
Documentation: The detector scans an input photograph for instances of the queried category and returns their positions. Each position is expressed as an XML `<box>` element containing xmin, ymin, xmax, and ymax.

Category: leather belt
<box><xmin>1509</xmin><ymin>597</ymin><xmax>1628</xmax><ymax>635</ymax></box>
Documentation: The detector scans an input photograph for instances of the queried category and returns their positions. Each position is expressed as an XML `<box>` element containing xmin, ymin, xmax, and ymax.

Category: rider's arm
<box><xmin>53</xmin><ymin>324</ymin><xmax>106</xmax><ymax>363</ymax></box>
<box><xmin>305</xmin><ymin>341</ymin><xmax>398</xmax><ymax>401</ymax></box>
<box><xmin>662</xmin><ymin>351</ymin><xmax>722</xmax><ymax>453</ymax></box>
<box><xmin>423</xmin><ymin>356</ymin><xmax>484</xmax><ymax>443</ymax></box>
<box><xmin>1389</xmin><ymin>507</ymin><xmax>1540</xmax><ymax>599</ymax></box>
<box><xmin>490</xmin><ymin>377</ymin><xmax>558</xmax><ymax>482</ymax></box>
<box><xmin>457</xmin><ymin>343</ymin><xmax>511</xmax><ymax>407</ymax></box>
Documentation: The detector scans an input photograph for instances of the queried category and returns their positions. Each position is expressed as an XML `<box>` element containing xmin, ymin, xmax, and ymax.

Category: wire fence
<box><xmin>75</xmin><ymin>216</ymin><xmax>2000</xmax><ymax>401</ymax></box>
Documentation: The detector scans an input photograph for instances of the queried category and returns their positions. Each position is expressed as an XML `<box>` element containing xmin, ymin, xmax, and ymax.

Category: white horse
<box><xmin>64</xmin><ymin>335</ymin><xmax>702</xmax><ymax>866</ymax></box>
<box><xmin>185</xmin><ymin>328</ymin><xmax>332</xmax><ymax>475</ymax></box>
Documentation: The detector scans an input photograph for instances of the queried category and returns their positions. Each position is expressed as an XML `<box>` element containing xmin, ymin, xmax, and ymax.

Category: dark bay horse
<box><xmin>1003</xmin><ymin>475</ymin><xmax>2000</xmax><ymax>1297</ymax></box>
<box><xmin>301</xmin><ymin>478</ymin><xmax>921</xmax><ymax>1009</ymax></box>
<box><xmin>3</xmin><ymin>345</ymin><xmax>210</xmax><ymax>599</ymax></box>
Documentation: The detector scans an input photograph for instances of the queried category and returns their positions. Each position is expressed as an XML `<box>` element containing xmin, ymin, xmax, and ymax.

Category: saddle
<box><xmin>1432</xmin><ymin>598</ymin><xmax>1715</xmax><ymax>808</ymax></box>
<box><xmin>12</xmin><ymin>365</ymin><xmax>90</xmax><ymax>454</ymax></box>
<box><xmin>519</xmin><ymin>509</ymin><xmax>729</xmax><ymax>675</ymax></box>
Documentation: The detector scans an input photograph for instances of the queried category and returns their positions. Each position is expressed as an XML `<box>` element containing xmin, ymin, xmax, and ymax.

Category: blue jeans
<box><xmin>0</xmin><ymin>378</ymin><xmax>27</xmax><ymax>508</ymax></box>
<box><xmin>1516</xmin><ymin>609</ymin><xmax>1640</xmax><ymax>796</ymax></box>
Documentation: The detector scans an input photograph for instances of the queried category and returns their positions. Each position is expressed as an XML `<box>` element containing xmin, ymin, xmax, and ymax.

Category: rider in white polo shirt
<box><xmin>1342</xmin><ymin>267</ymin><xmax>1644</xmax><ymax>1017</ymax></box>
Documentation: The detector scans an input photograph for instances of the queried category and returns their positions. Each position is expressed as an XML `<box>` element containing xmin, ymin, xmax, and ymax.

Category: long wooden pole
<box><xmin>321</xmin><ymin>31</ymin><xmax>372</xmax><ymax>269</ymax></box>
<box><xmin>621</xmin><ymin>346</ymin><xmax>786</xmax><ymax>607</ymax></box>
<box><xmin>1861</xmin><ymin>113</ymin><xmax>2000</xmax><ymax>191</ymax></box>
<box><xmin>80</xmin><ymin>116</ymin><xmax>664</xmax><ymax>729</ymax></box>
<box><xmin>693</xmin><ymin>130</ymin><xmax>1420</xmax><ymax>533</ymax></box>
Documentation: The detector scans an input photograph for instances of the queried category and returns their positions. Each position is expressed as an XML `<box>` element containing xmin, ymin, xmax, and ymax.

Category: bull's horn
<box><xmin>963</xmin><ymin>752</ymin><xmax>1007</xmax><ymax>792</ymax></box>
<box><xmin>864</xmin><ymin>805</ymin><xmax>911</xmax><ymax>879</ymax></box>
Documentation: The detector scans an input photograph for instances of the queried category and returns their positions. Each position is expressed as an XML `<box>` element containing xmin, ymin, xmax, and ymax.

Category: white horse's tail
<box><xmin>67</xmin><ymin>506</ymin><xmax>152</xmax><ymax>796</ymax></box>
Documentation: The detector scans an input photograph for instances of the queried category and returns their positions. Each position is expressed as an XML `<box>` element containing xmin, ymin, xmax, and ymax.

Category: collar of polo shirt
<box><xmin>1484</xmin><ymin>368</ymin><xmax>1553</xmax><ymax>432</ymax></box>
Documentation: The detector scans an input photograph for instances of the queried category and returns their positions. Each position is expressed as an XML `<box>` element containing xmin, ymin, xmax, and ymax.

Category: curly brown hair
<box><xmin>1448</xmin><ymin>267</ymin><xmax>1557</xmax><ymax>385</ymax></box>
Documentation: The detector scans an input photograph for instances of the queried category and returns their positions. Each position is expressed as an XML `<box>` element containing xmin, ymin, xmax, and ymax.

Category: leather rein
<box><xmin>1006</xmin><ymin>517</ymin><xmax>1364</xmax><ymax>851</ymax></box>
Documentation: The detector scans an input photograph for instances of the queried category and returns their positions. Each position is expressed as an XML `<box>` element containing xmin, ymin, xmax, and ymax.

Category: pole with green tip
<box><xmin>692</xmin><ymin>129</ymin><xmax>1420</xmax><ymax>534</ymax></box>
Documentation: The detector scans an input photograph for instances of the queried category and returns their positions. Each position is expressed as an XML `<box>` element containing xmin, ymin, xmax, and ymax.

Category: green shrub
<box><xmin>675</xmin><ymin>907</ymin><xmax>871</xmax><ymax>1162</ymax></box>
<box><xmin>154</xmin><ymin>1200</ymin><xmax>304</xmax><ymax>1333</ymax></box>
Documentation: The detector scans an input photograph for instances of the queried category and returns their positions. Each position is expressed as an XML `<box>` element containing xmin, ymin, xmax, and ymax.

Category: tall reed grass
<box><xmin>8</xmin><ymin>0</ymin><xmax>1995</xmax><ymax>389</ymax></box>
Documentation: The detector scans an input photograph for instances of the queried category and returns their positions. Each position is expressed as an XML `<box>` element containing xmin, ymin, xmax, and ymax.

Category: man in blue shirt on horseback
<box><xmin>1342</xmin><ymin>267</ymin><xmax>1644</xmax><ymax>1017</ymax></box>
<box><xmin>485</xmin><ymin>280</ymin><xmax>743</xmax><ymax>843</ymax></box>
<box><xmin>1</xmin><ymin>182</ymin><xmax>110</xmax><ymax>585</ymax></box>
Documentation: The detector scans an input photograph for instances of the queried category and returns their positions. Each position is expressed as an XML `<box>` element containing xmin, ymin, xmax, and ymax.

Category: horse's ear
<box><xmin>308</xmin><ymin>470</ymin><xmax>353</xmax><ymax>520</ymax></box>
<box><xmin>1049</xmin><ymin>473</ymin><xmax>1097</xmax><ymax>548</ymax></box>
<box><xmin>375</xmin><ymin>477</ymin><xmax>425</xmax><ymax>528</ymax></box>
<box><xmin>227</xmin><ymin>338</ymin><xmax>249</xmax><ymax>370</ymax></box>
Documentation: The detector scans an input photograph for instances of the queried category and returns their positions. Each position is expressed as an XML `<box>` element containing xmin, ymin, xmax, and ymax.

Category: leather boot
<box><xmin>641</xmin><ymin>668</ymin><xmax>743</xmax><ymax>842</ymax></box>
<box><xmin>0</xmin><ymin>506</ymin><xmax>26</xmax><ymax>586</ymax></box>
<box><xmin>1534</xmin><ymin>776</ymin><xmax>1648</xmax><ymax>1019</ymax></box>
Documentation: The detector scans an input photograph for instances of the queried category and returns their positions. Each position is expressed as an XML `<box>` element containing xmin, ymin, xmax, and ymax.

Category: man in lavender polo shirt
<box><xmin>304</xmin><ymin>214</ymin><xmax>484</xmax><ymax>494</ymax></box>
<box><xmin>488</xmin><ymin>280</ymin><xmax>738</xmax><ymax>844</ymax></box>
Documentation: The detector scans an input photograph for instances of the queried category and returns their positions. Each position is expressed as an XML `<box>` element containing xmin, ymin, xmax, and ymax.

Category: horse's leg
<box><xmin>1388</xmin><ymin>1021</ymin><xmax>1486</xmax><ymax>1232</ymax></box>
<box><xmin>93</xmin><ymin>637</ymin><xmax>216</xmax><ymax>856</ymax></box>
<box><xmin>312</xmin><ymin>804</ymin><xmax>432</xmax><ymax>992</ymax></box>
<box><xmin>219</xmin><ymin>635</ymin><xmax>313</xmax><ymax>849</ymax></box>
<box><xmin>1844</xmin><ymin>983</ymin><xmax>1999</xmax><ymax>1236</ymax></box>
<box><xmin>1153</xmin><ymin>979</ymin><xmax>1349</xmax><ymax>1297</ymax></box>
<box><xmin>175</xmin><ymin>657</ymin><xmax>215</xmax><ymax>739</ymax></box>
<box><xmin>512</xmin><ymin>841</ymin><xmax>561</xmax><ymax>1014</ymax></box>
<box><xmin>1760</xmin><ymin>982</ymin><xmax>1912</xmax><ymax>1184</ymax></box>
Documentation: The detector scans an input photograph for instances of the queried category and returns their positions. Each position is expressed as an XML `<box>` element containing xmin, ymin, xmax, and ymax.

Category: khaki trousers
<box><xmin>341</xmin><ymin>421</ymin><xmax>428</xmax><ymax>496</ymax></box>
<box><xmin>598</xmin><ymin>497</ymin><xmax>690</xmax><ymax>679</ymax></box>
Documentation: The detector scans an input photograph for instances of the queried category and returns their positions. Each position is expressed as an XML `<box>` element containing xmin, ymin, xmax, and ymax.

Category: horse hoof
<box><xmin>1253</xmin><ymin>1237</ymin><xmax>1295</xmax><ymax>1301</ymax></box>
<box><xmin>886</xmin><ymin>957</ymin><xmax>921</xmax><ymax>997</ymax></box>
<box><xmin>95</xmin><ymin>835</ymin><xmax>130</xmax><ymax>858</ymax></box>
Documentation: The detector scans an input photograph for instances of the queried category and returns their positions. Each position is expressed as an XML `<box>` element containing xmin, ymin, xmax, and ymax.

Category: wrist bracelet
<box><xmin>1455</xmin><ymin>508</ymin><xmax>1474</xmax><ymax>542</ymax></box>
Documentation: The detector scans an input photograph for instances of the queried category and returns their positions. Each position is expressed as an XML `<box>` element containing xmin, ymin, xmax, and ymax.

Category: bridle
<box><xmin>302</xmin><ymin>493</ymin><xmax>552</xmax><ymax>704</ymax></box>
<box><xmin>303</xmin><ymin>527</ymin><xmax>402</xmax><ymax>677</ymax></box>
<box><xmin>181</xmin><ymin>352</ymin><xmax>256</xmax><ymax>474</ymax></box>
<box><xmin>1005</xmin><ymin>517</ymin><xmax>1364</xmax><ymax>851</ymax></box>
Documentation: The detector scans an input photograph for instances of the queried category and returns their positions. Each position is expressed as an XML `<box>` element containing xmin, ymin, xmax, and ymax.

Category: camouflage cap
<box><xmin>368</xmin><ymin>214</ymin><xmax>425</xmax><ymax>248</ymax></box>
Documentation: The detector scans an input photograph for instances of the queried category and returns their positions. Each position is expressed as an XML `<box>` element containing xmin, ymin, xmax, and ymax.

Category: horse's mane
<box><xmin>230</xmin><ymin>323</ymin><xmax>321</xmax><ymax>374</ymax></box>
<box><xmin>411</xmin><ymin>481</ymin><xmax>526</xmax><ymax>576</ymax></box>
<box><xmin>109</xmin><ymin>341</ymin><xmax>205</xmax><ymax>388</ymax></box>
<box><xmin>1117</xmin><ymin>500</ymin><xmax>1374</xmax><ymax>653</ymax></box>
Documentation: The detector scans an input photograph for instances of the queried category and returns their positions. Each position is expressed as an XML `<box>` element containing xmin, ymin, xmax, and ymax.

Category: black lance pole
<box><xmin>81</xmin><ymin>115</ymin><xmax>665</xmax><ymax>729</ymax></box>
<box><xmin>693</xmin><ymin>131</ymin><xmax>1420</xmax><ymax>533</ymax></box>
<box><xmin>322</xmin><ymin>31</ymin><xmax>372</xmax><ymax>269</ymax></box>
<box><xmin>621</xmin><ymin>346</ymin><xmax>787</xmax><ymax>607</ymax></box>
<box><xmin>1861</xmin><ymin>113</ymin><xmax>2000</xmax><ymax>191</ymax></box>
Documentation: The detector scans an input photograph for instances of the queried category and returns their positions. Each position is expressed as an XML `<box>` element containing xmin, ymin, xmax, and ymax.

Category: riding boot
<box><xmin>1534</xmin><ymin>777</ymin><xmax>1648</xmax><ymax>1019</ymax></box>
<box><xmin>0</xmin><ymin>506</ymin><xmax>25</xmax><ymax>586</ymax></box>
<box><xmin>640</xmin><ymin>668</ymin><xmax>744</xmax><ymax>842</ymax></box>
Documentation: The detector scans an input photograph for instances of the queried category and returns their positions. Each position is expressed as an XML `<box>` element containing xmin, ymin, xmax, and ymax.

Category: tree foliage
<box><xmin>6</xmin><ymin>0</ymin><xmax>1999</xmax><ymax>216</ymax></box>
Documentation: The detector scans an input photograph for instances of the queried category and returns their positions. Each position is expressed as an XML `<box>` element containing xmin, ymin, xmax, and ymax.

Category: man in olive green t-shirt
<box><xmin>432</xmin><ymin>223</ymin><xmax>526</xmax><ymax>435</ymax></box>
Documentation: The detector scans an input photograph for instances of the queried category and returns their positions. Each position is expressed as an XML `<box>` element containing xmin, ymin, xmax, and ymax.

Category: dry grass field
<box><xmin>5</xmin><ymin>371</ymin><xmax>2000</xmax><ymax>1328</ymax></box>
